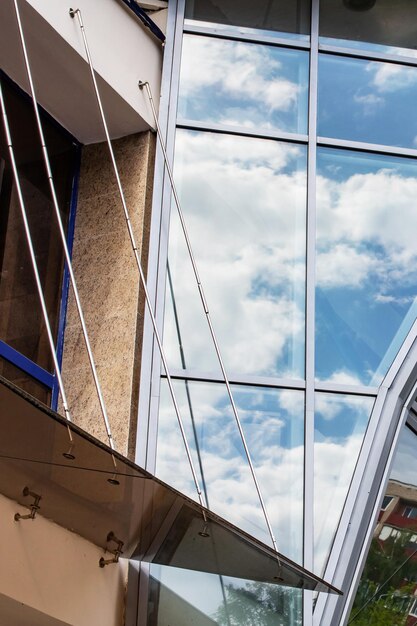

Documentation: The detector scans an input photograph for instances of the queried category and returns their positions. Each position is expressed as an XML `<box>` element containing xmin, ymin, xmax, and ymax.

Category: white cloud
<box><xmin>314</xmin><ymin>434</ymin><xmax>366</xmax><ymax>572</ymax></box>
<box><xmin>368</xmin><ymin>61</ymin><xmax>417</xmax><ymax>93</ymax></box>
<box><xmin>165</xmin><ymin>132</ymin><xmax>307</xmax><ymax>377</ymax></box>
<box><xmin>157</xmin><ymin>385</ymin><xmax>369</xmax><ymax>575</ymax></box>
<box><xmin>316</xmin><ymin>169</ymin><xmax>417</xmax><ymax>295</ymax></box>
<box><xmin>353</xmin><ymin>93</ymin><xmax>384</xmax><ymax>106</ymax></box>
<box><xmin>316</xmin><ymin>244</ymin><xmax>378</xmax><ymax>289</ymax></box>
<box><xmin>180</xmin><ymin>36</ymin><xmax>302</xmax><ymax>118</ymax></box>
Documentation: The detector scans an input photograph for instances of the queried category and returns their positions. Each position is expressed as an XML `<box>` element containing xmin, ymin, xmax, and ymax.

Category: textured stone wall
<box><xmin>60</xmin><ymin>131</ymin><xmax>155</xmax><ymax>456</ymax></box>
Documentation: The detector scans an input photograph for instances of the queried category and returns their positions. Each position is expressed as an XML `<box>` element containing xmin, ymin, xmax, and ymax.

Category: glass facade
<box><xmin>145</xmin><ymin>0</ymin><xmax>417</xmax><ymax>624</ymax></box>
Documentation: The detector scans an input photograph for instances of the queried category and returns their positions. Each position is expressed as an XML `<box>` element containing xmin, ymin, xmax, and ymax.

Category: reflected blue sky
<box><xmin>316</xmin><ymin>148</ymin><xmax>417</xmax><ymax>385</ymax></box>
<box><xmin>164</xmin><ymin>130</ymin><xmax>307</xmax><ymax>379</ymax></box>
<box><xmin>156</xmin><ymin>381</ymin><xmax>304</xmax><ymax>562</ymax></box>
<box><xmin>178</xmin><ymin>35</ymin><xmax>309</xmax><ymax>134</ymax></box>
<box><xmin>314</xmin><ymin>393</ymin><xmax>374</xmax><ymax>573</ymax></box>
<box><xmin>318</xmin><ymin>55</ymin><xmax>417</xmax><ymax>149</ymax></box>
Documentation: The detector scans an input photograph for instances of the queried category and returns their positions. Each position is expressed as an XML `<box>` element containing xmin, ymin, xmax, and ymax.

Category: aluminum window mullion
<box><xmin>317</xmin><ymin>136</ymin><xmax>417</xmax><ymax>160</ymax></box>
<box><xmin>161</xmin><ymin>370</ymin><xmax>379</xmax><ymax>397</ymax></box>
<box><xmin>183</xmin><ymin>22</ymin><xmax>311</xmax><ymax>50</ymax></box>
<box><xmin>162</xmin><ymin>370</ymin><xmax>306</xmax><ymax>390</ymax></box>
<box><xmin>177</xmin><ymin>119</ymin><xmax>308</xmax><ymax>144</ymax></box>
<box><xmin>134</xmin><ymin>2</ymin><xmax>184</xmax><ymax>624</ymax></box>
<box><xmin>304</xmin><ymin>1</ymin><xmax>319</xmax><ymax>625</ymax></box>
<box><xmin>136</xmin><ymin>0</ymin><xmax>185</xmax><ymax>472</ymax></box>
<box><xmin>319</xmin><ymin>43</ymin><xmax>417</xmax><ymax>68</ymax></box>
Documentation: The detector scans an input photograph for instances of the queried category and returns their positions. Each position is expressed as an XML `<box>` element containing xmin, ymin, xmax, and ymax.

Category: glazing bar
<box><xmin>0</xmin><ymin>81</ymin><xmax>73</xmax><ymax>442</ymax></box>
<box><xmin>12</xmin><ymin>0</ymin><xmax>115</xmax><ymax>453</ymax></box>
<box><xmin>139</xmin><ymin>80</ymin><xmax>279</xmax><ymax>555</ymax></box>
<box><xmin>69</xmin><ymin>7</ymin><xmax>207</xmax><ymax>516</ymax></box>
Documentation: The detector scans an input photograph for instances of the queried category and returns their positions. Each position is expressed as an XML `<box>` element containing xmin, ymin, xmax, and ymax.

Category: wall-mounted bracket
<box><xmin>14</xmin><ymin>487</ymin><xmax>42</xmax><ymax>521</ymax></box>
<box><xmin>99</xmin><ymin>531</ymin><xmax>124</xmax><ymax>567</ymax></box>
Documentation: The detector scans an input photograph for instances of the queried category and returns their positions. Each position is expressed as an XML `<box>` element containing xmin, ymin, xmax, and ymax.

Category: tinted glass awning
<box><xmin>0</xmin><ymin>376</ymin><xmax>341</xmax><ymax>594</ymax></box>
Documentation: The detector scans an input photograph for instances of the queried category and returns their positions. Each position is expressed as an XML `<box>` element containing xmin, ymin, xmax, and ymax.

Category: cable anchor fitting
<box><xmin>14</xmin><ymin>487</ymin><xmax>42</xmax><ymax>521</ymax></box>
<box><xmin>99</xmin><ymin>531</ymin><xmax>124</xmax><ymax>567</ymax></box>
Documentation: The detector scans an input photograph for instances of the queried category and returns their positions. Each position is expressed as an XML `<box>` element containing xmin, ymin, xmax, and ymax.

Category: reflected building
<box><xmin>2</xmin><ymin>0</ymin><xmax>417</xmax><ymax>625</ymax></box>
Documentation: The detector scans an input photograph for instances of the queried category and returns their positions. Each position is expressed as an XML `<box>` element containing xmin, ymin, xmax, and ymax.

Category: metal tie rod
<box><xmin>0</xmin><ymin>81</ymin><xmax>73</xmax><ymax>445</ymax></box>
<box><xmin>69</xmin><ymin>7</ymin><xmax>207</xmax><ymax>517</ymax></box>
<box><xmin>139</xmin><ymin>80</ymin><xmax>279</xmax><ymax>555</ymax></box>
<box><xmin>12</xmin><ymin>0</ymin><xmax>115</xmax><ymax>455</ymax></box>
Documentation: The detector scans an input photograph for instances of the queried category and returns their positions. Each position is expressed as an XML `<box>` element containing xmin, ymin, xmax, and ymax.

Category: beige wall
<box><xmin>0</xmin><ymin>492</ymin><xmax>127</xmax><ymax>626</ymax></box>
<box><xmin>60</xmin><ymin>131</ymin><xmax>154</xmax><ymax>457</ymax></box>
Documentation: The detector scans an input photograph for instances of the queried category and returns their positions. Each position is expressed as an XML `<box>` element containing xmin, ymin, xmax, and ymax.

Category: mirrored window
<box><xmin>156</xmin><ymin>380</ymin><xmax>304</xmax><ymax>562</ymax></box>
<box><xmin>348</xmin><ymin>423</ymin><xmax>417</xmax><ymax>623</ymax></box>
<box><xmin>314</xmin><ymin>393</ymin><xmax>374</xmax><ymax>573</ymax></box>
<box><xmin>318</xmin><ymin>55</ymin><xmax>417</xmax><ymax>149</ymax></box>
<box><xmin>178</xmin><ymin>35</ymin><xmax>309</xmax><ymax>135</ymax></box>
<box><xmin>185</xmin><ymin>0</ymin><xmax>310</xmax><ymax>40</ymax></box>
<box><xmin>320</xmin><ymin>0</ymin><xmax>417</xmax><ymax>56</ymax></box>
<box><xmin>316</xmin><ymin>148</ymin><xmax>417</xmax><ymax>386</ymax></box>
<box><xmin>164</xmin><ymin>130</ymin><xmax>307</xmax><ymax>379</ymax></box>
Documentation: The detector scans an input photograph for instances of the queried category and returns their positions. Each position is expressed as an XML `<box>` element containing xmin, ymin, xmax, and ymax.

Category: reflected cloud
<box><xmin>316</xmin><ymin>152</ymin><xmax>417</xmax><ymax>384</ymax></box>
<box><xmin>368</xmin><ymin>61</ymin><xmax>417</xmax><ymax>93</ymax></box>
<box><xmin>314</xmin><ymin>393</ymin><xmax>374</xmax><ymax>573</ymax></box>
<box><xmin>157</xmin><ymin>383</ymin><xmax>304</xmax><ymax>562</ymax></box>
<box><xmin>165</xmin><ymin>131</ymin><xmax>307</xmax><ymax>378</ymax></box>
<box><xmin>178</xmin><ymin>35</ymin><xmax>308</xmax><ymax>133</ymax></box>
<box><xmin>158</xmin><ymin>381</ymin><xmax>373</xmax><ymax>576</ymax></box>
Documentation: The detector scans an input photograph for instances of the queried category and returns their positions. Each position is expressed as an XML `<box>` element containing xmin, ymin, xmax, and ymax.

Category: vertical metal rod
<box><xmin>0</xmin><ymin>82</ymin><xmax>73</xmax><ymax>440</ymax></box>
<box><xmin>69</xmin><ymin>7</ymin><xmax>207</xmax><ymax>515</ymax></box>
<box><xmin>140</xmin><ymin>80</ymin><xmax>279</xmax><ymax>555</ymax></box>
<box><xmin>167</xmin><ymin>262</ymin><xmax>209</xmax><ymax>505</ymax></box>
<box><xmin>304</xmin><ymin>1</ymin><xmax>320</xmax><ymax>623</ymax></box>
<box><xmin>12</xmin><ymin>0</ymin><xmax>115</xmax><ymax>453</ymax></box>
<box><xmin>167</xmin><ymin>261</ymin><xmax>231</xmax><ymax>624</ymax></box>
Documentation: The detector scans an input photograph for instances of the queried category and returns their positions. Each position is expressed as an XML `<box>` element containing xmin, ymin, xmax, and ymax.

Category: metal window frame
<box><xmin>135</xmin><ymin>0</ymin><xmax>417</xmax><ymax>624</ymax></box>
<box><xmin>0</xmin><ymin>71</ymin><xmax>80</xmax><ymax>407</ymax></box>
<box><xmin>51</xmin><ymin>146</ymin><xmax>81</xmax><ymax>410</ymax></box>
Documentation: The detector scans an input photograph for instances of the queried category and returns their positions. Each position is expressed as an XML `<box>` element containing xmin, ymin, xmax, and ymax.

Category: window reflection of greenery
<box><xmin>349</xmin><ymin>529</ymin><xmax>417</xmax><ymax>625</ymax></box>
<box><xmin>215</xmin><ymin>583</ymin><xmax>301</xmax><ymax>626</ymax></box>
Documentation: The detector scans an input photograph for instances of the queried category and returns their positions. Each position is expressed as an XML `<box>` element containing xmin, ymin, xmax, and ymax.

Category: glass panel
<box><xmin>0</xmin><ymin>77</ymin><xmax>75</xmax><ymax>372</ymax></box>
<box><xmin>156</xmin><ymin>380</ymin><xmax>304</xmax><ymax>563</ymax></box>
<box><xmin>148</xmin><ymin>565</ymin><xmax>303</xmax><ymax>626</ymax></box>
<box><xmin>164</xmin><ymin>130</ymin><xmax>307</xmax><ymax>379</ymax></box>
<box><xmin>348</xmin><ymin>424</ymin><xmax>417</xmax><ymax>624</ymax></box>
<box><xmin>0</xmin><ymin>375</ymin><xmax>337</xmax><ymax>594</ymax></box>
<box><xmin>320</xmin><ymin>0</ymin><xmax>417</xmax><ymax>56</ymax></box>
<box><xmin>185</xmin><ymin>0</ymin><xmax>310</xmax><ymax>40</ymax></box>
<box><xmin>0</xmin><ymin>355</ymin><xmax>50</xmax><ymax>404</ymax></box>
<box><xmin>178</xmin><ymin>35</ymin><xmax>309</xmax><ymax>135</ymax></box>
<box><xmin>314</xmin><ymin>393</ymin><xmax>374</xmax><ymax>573</ymax></box>
<box><xmin>318</xmin><ymin>55</ymin><xmax>417</xmax><ymax>149</ymax></box>
<box><xmin>316</xmin><ymin>148</ymin><xmax>417</xmax><ymax>386</ymax></box>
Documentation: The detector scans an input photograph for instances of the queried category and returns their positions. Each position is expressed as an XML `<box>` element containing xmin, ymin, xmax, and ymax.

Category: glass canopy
<box><xmin>0</xmin><ymin>375</ymin><xmax>340</xmax><ymax>594</ymax></box>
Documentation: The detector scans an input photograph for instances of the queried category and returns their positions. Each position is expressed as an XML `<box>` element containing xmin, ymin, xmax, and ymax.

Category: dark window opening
<box><xmin>0</xmin><ymin>74</ymin><xmax>78</xmax><ymax>401</ymax></box>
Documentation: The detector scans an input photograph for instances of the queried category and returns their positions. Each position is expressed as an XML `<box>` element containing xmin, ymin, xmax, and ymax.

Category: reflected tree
<box><xmin>349</xmin><ymin>530</ymin><xmax>417</xmax><ymax>625</ymax></box>
<box><xmin>215</xmin><ymin>582</ymin><xmax>302</xmax><ymax>626</ymax></box>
